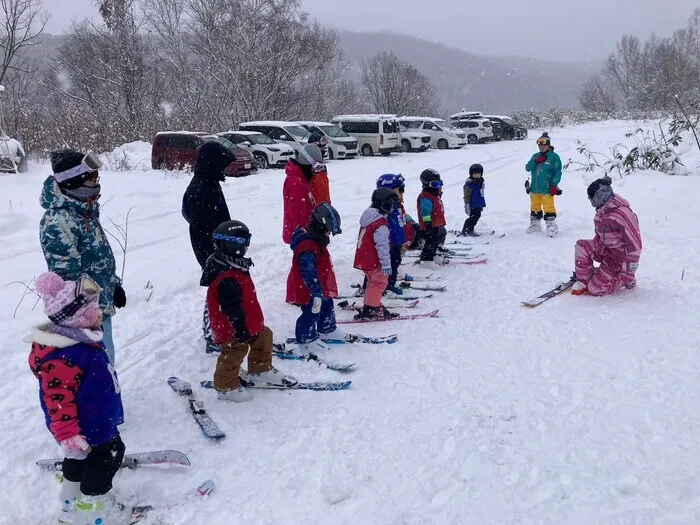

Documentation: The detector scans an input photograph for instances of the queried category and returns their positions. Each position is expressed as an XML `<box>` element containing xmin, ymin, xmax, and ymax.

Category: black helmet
<box><xmin>587</xmin><ymin>177</ymin><xmax>614</xmax><ymax>208</ymax></box>
<box><xmin>371</xmin><ymin>188</ymin><xmax>400</xmax><ymax>215</ymax></box>
<box><xmin>469</xmin><ymin>163</ymin><xmax>483</xmax><ymax>176</ymax></box>
<box><xmin>308</xmin><ymin>203</ymin><xmax>342</xmax><ymax>237</ymax></box>
<box><xmin>420</xmin><ymin>168</ymin><xmax>442</xmax><ymax>188</ymax></box>
<box><xmin>212</xmin><ymin>220</ymin><xmax>251</xmax><ymax>257</ymax></box>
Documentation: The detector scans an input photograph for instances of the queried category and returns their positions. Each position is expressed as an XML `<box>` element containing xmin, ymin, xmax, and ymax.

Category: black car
<box><xmin>482</xmin><ymin>116</ymin><xmax>528</xmax><ymax>141</ymax></box>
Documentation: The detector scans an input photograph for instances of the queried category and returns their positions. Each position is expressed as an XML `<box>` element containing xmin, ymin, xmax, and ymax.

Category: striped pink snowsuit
<box><xmin>575</xmin><ymin>194</ymin><xmax>642</xmax><ymax>296</ymax></box>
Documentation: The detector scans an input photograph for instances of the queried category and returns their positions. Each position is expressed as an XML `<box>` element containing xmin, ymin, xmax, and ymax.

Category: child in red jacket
<box><xmin>286</xmin><ymin>203</ymin><xmax>344</xmax><ymax>352</ymax></box>
<box><xmin>353</xmin><ymin>188</ymin><xmax>400</xmax><ymax>319</ymax></box>
<box><xmin>202</xmin><ymin>220</ymin><xmax>296</xmax><ymax>402</ymax></box>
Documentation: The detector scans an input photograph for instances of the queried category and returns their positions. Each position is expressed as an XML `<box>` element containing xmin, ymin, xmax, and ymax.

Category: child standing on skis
<box><xmin>461</xmin><ymin>163</ymin><xmax>486</xmax><ymax>236</ymax></box>
<box><xmin>525</xmin><ymin>132</ymin><xmax>563</xmax><ymax>237</ymax></box>
<box><xmin>376</xmin><ymin>173</ymin><xmax>408</xmax><ymax>294</ymax></box>
<box><xmin>30</xmin><ymin>272</ymin><xmax>125</xmax><ymax>525</ymax></box>
<box><xmin>354</xmin><ymin>188</ymin><xmax>400</xmax><ymax>319</ymax></box>
<box><xmin>286</xmin><ymin>203</ymin><xmax>345</xmax><ymax>353</ymax></box>
<box><xmin>202</xmin><ymin>220</ymin><xmax>296</xmax><ymax>402</ymax></box>
<box><xmin>417</xmin><ymin>169</ymin><xmax>447</xmax><ymax>268</ymax></box>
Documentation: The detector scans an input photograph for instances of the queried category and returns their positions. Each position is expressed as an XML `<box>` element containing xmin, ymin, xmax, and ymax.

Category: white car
<box><xmin>398</xmin><ymin>125</ymin><xmax>431</xmax><ymax>152</ymax></box>
<box><xmin>449</xmin><ymin>118</ymin><xmax>494</xmax><ymax>144</ymax></box>
<box><xmin>296</xmin><ymin>121</ymin><xmax>358</xmax><ymax>160</ymax></box>
<box><xmin>238</xmin><ymin>121</ymin><xmax>311</xmax><ymax>156</ymax></box>
<box><xmin>398</xmin><ymin>117</ymin><xmax>466</xmax><ymax>149</ymax></box>
<box><xmin>219</xmin><ymin>131</ymin><xmax>295</xmax><ymax>169</ymax></box>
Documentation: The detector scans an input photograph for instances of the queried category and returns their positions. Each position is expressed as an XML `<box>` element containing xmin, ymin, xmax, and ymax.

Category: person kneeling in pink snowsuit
<box><xmin>572</xmin><ymin>177</ymin><xmax>642</xmax><ymax>296</ymax></box>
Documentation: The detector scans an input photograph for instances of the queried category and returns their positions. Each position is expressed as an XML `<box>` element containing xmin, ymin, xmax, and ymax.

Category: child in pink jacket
<box><xmin>572</xmin><ymin>177</ymin><xmax>642</xmax><ymax>296</ymax></box>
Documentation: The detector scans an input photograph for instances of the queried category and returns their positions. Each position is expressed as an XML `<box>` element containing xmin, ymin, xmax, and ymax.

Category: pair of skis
<box><xmin>521</xmin><ymin>275</ymin><xmax>577</xmax><ymax>307</ymax></box>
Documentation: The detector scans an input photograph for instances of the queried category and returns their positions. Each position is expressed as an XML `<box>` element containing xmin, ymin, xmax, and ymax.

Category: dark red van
<box><xmin>151</xmin><ymin>131</ymin><xmax>257</xmax><ymax>177</ymax></box>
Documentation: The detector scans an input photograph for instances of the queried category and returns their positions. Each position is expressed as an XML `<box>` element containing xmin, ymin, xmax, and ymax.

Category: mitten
<box><xmin>114</xmin><ymin>285</ymin><xmax>126</xmax><ymax>308</ymax></box>
<box><xmin>381</xmin><ymin>266</ymin><xmax>392</xmax><ymax>276</ymax></box>
<box><xmin>549</xmin><ymin>186</ymin><xmax>562</xmax><ymax>196</ymax></box>
<box><xmin>535</xmin><ymin>154</ymin><xmax>547</xmax><ymax>164</ymax></box>
<box><xmin>60</xmin><ymin>435</ymin><xmax>91</xmax><ymax>460</ymax></box>
<box><xmin>311</xmin><ymin>296</ymin><xmax>322</xmax><ymax>314</ymax></box>
<box><xmin>524</xmin><ymin>180</ymin><xmax>531</xmax><ymax>194</ymax></box>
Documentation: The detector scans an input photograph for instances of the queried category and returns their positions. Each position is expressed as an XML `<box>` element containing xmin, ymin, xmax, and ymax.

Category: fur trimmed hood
<box><xmin>25</xmin><ymin>323</ymin><xmax>103</xmax><ymax>347</ymax></box>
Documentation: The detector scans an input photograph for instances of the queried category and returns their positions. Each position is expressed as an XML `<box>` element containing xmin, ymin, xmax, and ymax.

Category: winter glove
<box><xmin>424</xmin><ymin>221</ymin><xmax>433</xmax><ymax>231</ymax></box>
<box><xmin>464</xmin><ymin>204</ymin><xmax>471</xmax><ymax>216</ymax></box>
<box><xmin>381</xmin><ymin>266</ymin><xmax>392</xmax><ymax>276</ymax></box>
<box><xmin>535</xmin><ymin>154</ymin><xmax>547</xmax><ymax>164</ymax></box>
<box><xmin>549</xmin><ymin>185</ymin><xmax>562</xmax><ymax>196</ymax></box>
<box><xmin>60</xmin><ymin>435</ymin><xmax>91</xmax><ymax>460</ymax></box>
<box><xmin>311</xmin><ymin>296</ymin><xmax>322</xmax><ymax>314</ymax></box>
<box><xmin>114</xmin><ymin>285</ymin><xmax>126</xmax><ymax>308</ymax></box>
<box><xmin>524</xmin><ymin>180</ymin><xmax>531</xmax><ymax>194</ymax></box>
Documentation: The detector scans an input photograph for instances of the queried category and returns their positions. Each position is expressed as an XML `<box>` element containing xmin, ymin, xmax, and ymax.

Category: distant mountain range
<box><xmin>35</xmin><ymin>30</ymin><xmax>600</xmax><ymax>116</ymax></box>
<box><xmin>337</xmin><ymin>30</ymin><xmax>602</xmax><ymax>115</ymax></box>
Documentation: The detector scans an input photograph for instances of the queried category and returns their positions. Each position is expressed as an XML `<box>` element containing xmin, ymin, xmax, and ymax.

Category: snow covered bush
<box><xmin>566</xmin><ymin>127</ymin><xmax>686</xmax><ymax>177</ymax></box>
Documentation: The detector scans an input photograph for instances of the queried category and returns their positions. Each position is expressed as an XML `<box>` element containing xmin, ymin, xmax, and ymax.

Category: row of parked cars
<box><xmin>150</xmin><ymin>112</ymin><xmax>528</xmax><ymax>176</ymax></box>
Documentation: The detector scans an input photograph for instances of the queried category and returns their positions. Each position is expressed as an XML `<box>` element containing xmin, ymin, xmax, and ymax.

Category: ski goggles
<box><xmin>48</xmin><ymin>277</ymin><xmax>101</xmax><ymax>325</ymax></box>
<box><xmin>212</xmin><ymin>233</ymin><xmax>251</xmax><ymax>247</ymax></box>
<box><xmin>426</xmin><ymin>179</ymin><xmax>443</xmax><ymax>189</ymax></box>
<box><xmin>536</xmin><ymin>138</ymin><xmax>550</xmax><ymax>146</ymax></box>
<box><xmin>53</xmin><ymin>151</ymin><xmax>102</xmax><ymax>183</ymax></box>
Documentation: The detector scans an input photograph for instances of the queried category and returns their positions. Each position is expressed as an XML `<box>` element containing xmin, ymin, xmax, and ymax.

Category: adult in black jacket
<box><xmin>182</xmin><ymin>141</ymin><xmax>235</xmax><ymax>268</ymax></box>
<box><xmin>182</xmin><ymin>140</ymin><xmax>235</xmax><ymax>352</ymax></box>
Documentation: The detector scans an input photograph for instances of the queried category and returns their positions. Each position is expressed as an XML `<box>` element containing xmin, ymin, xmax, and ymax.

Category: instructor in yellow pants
<box><xmin>525</xmin><ymin>132</ymin><xmax>563</xmax><ymax>237</ymax></box>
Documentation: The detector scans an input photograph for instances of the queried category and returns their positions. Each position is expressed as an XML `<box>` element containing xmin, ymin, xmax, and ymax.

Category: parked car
<box><xmin>449</xmin><ymin>118</ymin><xmax>494</xmax><ymax>144</ymax></box>
<box><xmin>331</xmin><ymin>114</ymin><xmax>399</xmax><ymax>156</ymax></box>
<box><xmin>238</xmin><ymin>121</ymin><xmax>311</xmax><ymax>156</ymax></box>
<box><xmin>397</xmin><ymin>117</ymin><xmax>466</xmax><ymax>149</ymax></box>
<box><xmin>296</xmin><ymin>121</ymin><xmax>358</xmax><ymax>160</ymax></box>
<box><xmin>218</xmin><ymin>131</ymin><xmax>294</xmax><ymax>169</ymax></box>
<box><xmin>151</xmin><ymin>131</ymin><xmax>257</xmax><ymax>177</ymax></box>
<box><xmin>482</xmin><ymin>115</ymin><xmax>528</xmax><ymax>140</ymax></box>
<box><xmin>0</xmin><ymin>135</ymin><xmax>27</xmax><ymax>173</ymax></box>
<box><xmin>398</xmin><ymin>124</ymin><xmax>431</xmax><ymax>152</ymax></box>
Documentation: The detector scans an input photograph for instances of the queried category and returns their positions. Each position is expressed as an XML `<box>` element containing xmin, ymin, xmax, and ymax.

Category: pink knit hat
<box><xmin>35</xmin><ymin>272</ymin><xmax>102</xmax><ymax>328</ymax></box>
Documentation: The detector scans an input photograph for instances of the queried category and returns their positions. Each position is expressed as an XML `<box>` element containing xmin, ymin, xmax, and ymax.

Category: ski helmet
<box><xmin>469</xmin><ymin>163</ymin><xmax>483</xmax><ymax>177</ymax></box>
<box><xmin>308</xmin><ymin>203</ymin><xmax>342</xmax><ymax>237</ymax></box>
<box><xmin>587</xmin><ymin>177</ymin><xmax>614</xmax><ymax>209</ymax></box>
<box><xmin>376</xmin><ymin>173</ymin><xmax>405</xmax><ymax>190</ymax></box>
<box><xmin>51</xmin><ymin>149</ymin><xmax>102</xmax><ymax>190</ymax></box>
<box><xmin>212</xmin><ymin>220</ymin><xmax>251</xmax><ymax>257</ymax></box>
<box><xmin>297</xmin><ymin>143</ymin><xmax>325</xmax><ymax>172</ymax></box>
<box><xmin>371</xmin><ymin>187</ymin><xmax>400</xmax><ymax>215</ymax></box>
<box><xmin>420</xmin><ymin>168</ymin><xmax>442</xmax><ymax>189</ymax></box>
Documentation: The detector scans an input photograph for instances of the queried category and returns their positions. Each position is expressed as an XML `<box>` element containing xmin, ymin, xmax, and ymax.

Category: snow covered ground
<box><xmin>2</xmin><ymin>120</ymin><xmax>700</xmax><ymax>524</ymax></box>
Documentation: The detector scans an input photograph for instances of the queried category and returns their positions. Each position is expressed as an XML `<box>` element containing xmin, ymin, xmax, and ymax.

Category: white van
<box><xmin>238</xmin><ymin>121</ymin><xmax>311</xmax><ymax>155</ymax></box>
<box><xmin>331</xmin><ymin>114</ymin><xmax>400</xmax><ymax>156</ymax></box>
<box><xmin>296</xmin><ymin>121</ymin><xmax>358</xmax><ymax>160</ymax></box>
<box><xmin>398</xmin><ymin>117</ymin><xmax>466</xmax><ymax>149</ymax></box>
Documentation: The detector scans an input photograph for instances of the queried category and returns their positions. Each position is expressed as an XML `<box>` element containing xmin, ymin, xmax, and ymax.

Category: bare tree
<box><xmin>579</xmin><ymin>73</ymin><xmax>616</xmax><ymax>113</ymax></box>
<box><xmin>0</xmin><ymin>0</ymin><xmax>46</xmax><ymax>85</ymax></box>
<box><xmin>360</xmin><ymin>52</ymin><xmax>439</xmax><ymax>116</ymax></box>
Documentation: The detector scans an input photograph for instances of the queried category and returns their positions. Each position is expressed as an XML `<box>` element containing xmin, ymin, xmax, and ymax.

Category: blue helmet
<box><xmin>376</xmin><ymin>173</ymin><xmax>405</xmax><ymax>190</ymax></box>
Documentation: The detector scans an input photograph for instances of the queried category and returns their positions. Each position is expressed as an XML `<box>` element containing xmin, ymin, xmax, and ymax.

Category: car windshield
<box><xmin>245</xmin><ymin>133</ymin><xmax>276</xmax><ymax>145</ymax></box>
<box><xmin>400</xmin><ymin>121</ymin><xmax>423</xmax><ymax>129</ymax></box>
<box><xmin>503</xmin><ymin>118</ymin><xmax>518</xmax><ymax>126</ymax></box>
<box><xmin>285</xmin><ymin>125</ymin><xmax>311</xmax><ymax>141</ymax></box>
<box><xmin>318</xmin><ymin>125</ymin><xmax>349</xmax><ymax>138</ymax></box>
<box><xmin>483</xmin><ymin>121</ymin><xmax>492</xmax><ymax>127</ymax></box>
<box><xmin>204</xmin><ymin>136</ymin><xmax>236</xmax><ymax>151</ymax></box>
<box><xmin>434</xmin><ymin>120</ymin><xmax>448</xmax><ymax>130</ymax></box>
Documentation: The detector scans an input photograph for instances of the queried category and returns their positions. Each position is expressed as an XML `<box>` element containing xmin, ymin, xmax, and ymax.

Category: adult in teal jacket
<box><xmin>39</xmin><ymin>150</ymin><xmax>125</xmax><ymax>364</ymax></box>
<box><xmin>525</xmin><ymin>132</ymin><xmax>563</xmax><ymax>236</ymax></box>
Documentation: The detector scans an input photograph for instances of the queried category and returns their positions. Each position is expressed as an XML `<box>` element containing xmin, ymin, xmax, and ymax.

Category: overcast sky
<box><xmin>45</xmin><ymin>0</ymin><xmax>698</xmax><ymax>62</ymax></box>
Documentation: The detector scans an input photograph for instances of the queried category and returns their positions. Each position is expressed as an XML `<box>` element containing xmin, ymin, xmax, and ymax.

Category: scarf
<box><xmin>214</xmin><ymin>253</ymin><xmax>254</xmax><ymax>271</ymax></box>
<box><xmin>64</xmin><ymin>185</ymin><xmax>101</xmax><ymax>203</ymax></box>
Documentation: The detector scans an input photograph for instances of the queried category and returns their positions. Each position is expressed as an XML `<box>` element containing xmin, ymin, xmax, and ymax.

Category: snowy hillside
<box><xmin>2</xmin><ymin>121</ymin><xmax>700</xmax><ymax>524</ymax></box>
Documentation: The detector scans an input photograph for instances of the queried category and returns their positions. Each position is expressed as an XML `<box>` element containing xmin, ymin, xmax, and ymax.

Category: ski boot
<box><xmin>465</xmin><ymin>231</ymin><xmax>480</xmax><ymax>237</ymax></box>
<box><xmin>217</xmin><ymin>386</ymin><xmax>254</xmax><ymax>402</ymax></box>
<box><xmin>205</xmin><ymin>338</ymin><xmax>221</xmax><ymax>354</ymax></box>
<box><xmin>526</xmin><ymin>215</ymin><xmax>542</xmax><ymax>234</ymax></box>
<box><xmin>354</xmin><ymin>305</ymin><xmax>399</xmax><ymax>320</ymax></box>
<box><xmin>545</xmin><ymin>217</ymin><xmax>558</xmax><ymax>237</ymax></box>
<box><xmin>571</xmin><ymin>281</ymin><xmax>588</xmax><ymax>296</ymax></box>
<box><xmin>319</xmin><ymin>327</ymin><xmax>349</xmax><ymax>341</ymax></box>
<box><xmin>385</xmin><ymin>285</ymin><xmax>404</xmax><ymax>295</ymax></box>
<box><xmin>244</xmin><ymin>367</ymin><xmax>297</xmax><ymax>387</ymax></box>
<box><xmin>57</xmin><ymin>478</ymin><xmax>80</xmax><ymax>525</ymax></box>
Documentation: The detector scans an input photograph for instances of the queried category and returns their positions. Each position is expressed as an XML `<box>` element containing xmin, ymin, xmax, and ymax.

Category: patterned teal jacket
<box><xmin>39</xmin><ymin>176</ymin><xmax>120</xmax><ymax>315</ymax></box>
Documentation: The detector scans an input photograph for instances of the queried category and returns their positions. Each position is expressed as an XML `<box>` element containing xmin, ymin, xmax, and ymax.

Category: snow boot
<box><xmin>244</xmin><ymin>367</ymin><xmax>297</xmax><ymax>387</ymax></box>
<box><xmin>545</xmin><ymin>217</ymin><xmax>558</xmax><ymax>237</ymax></box>
<box><xmin>571</xmin><ymin>281</ymin><xmax>588</xmax><ymax>296</ymax></box>
<box><xmin>217</xmin><ymin>386</ymin><xmax>253</xmax><ymax>402</ymax></box>
<box><xmin>526</xmin><ymin>216</ymin><xmax>542</xmax><ymax>234</ymax></box>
